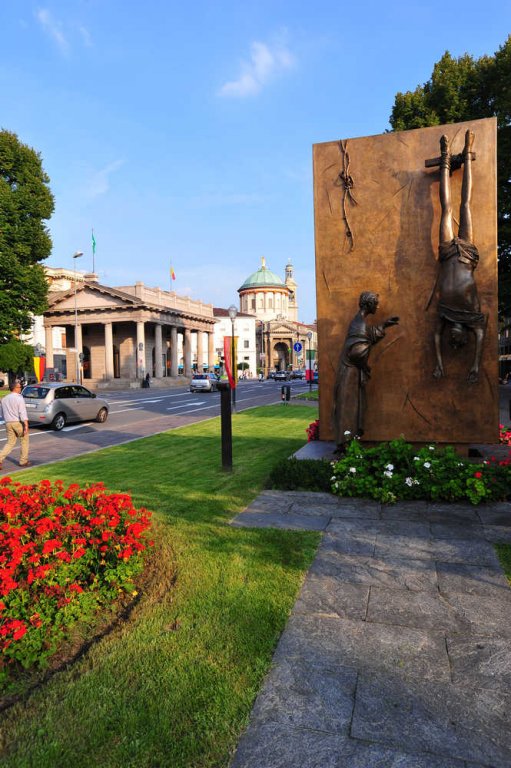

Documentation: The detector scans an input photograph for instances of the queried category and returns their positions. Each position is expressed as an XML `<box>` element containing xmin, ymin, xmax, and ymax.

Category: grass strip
<box><xmin>294</xmin><ymin>390</ymin><xmax>318</xmax><ymax>401</ymax></box>
<box><xmin>0</xmin><ymin>405</ymin><xmax>319</xmax><ymax>768</ymax></box>
<box><xmin>496</xmin><ymin>543</ymin><xmax>511</xmax><ymax>586</ymax></box>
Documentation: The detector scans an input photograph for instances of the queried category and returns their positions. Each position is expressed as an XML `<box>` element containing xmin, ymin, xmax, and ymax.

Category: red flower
<box><xmin>474</xmin><ymin>471</ymin><xmax>482</xmax><ymax>479</ymax></box>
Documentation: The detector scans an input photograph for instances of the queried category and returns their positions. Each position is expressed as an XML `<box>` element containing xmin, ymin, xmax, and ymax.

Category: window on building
<box><xmin>251</xmin><ymin>298</ymin><xmax>256</xmax><ymax>310</ymax></box>
<box><xmin>268</xmin><ymin>298</ymin><xmax>273</xmax><ymax>308</ymax></box>
<box><xmin>244</xmin><ymin>340</ymin><xmax>249</xmax><ymax>348</ymax></box>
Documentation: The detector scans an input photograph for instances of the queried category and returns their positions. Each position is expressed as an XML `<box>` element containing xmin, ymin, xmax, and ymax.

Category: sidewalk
<box><xmin>230</xmin><ymin>491</ymin><xmax>511</xmax><ymax>768</ymax></box>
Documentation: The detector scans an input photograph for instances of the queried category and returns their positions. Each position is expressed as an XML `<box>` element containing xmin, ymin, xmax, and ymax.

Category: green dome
<box><xmin>238</xmin><ymin>262</ymin><xmax>285</xmax><ymax>291</ymax></box>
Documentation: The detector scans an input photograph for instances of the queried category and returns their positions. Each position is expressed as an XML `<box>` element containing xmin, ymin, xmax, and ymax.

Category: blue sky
<box><xmin>1</xmin><ymin>1</ymin><xmax>510</xmax><ymax>322</ymax></box>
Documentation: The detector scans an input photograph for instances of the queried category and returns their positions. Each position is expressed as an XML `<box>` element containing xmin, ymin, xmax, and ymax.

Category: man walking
<box><xmin>0</xmin><ymin>380</ymin><xmax>31</xmax><ymax>469</ymax></box>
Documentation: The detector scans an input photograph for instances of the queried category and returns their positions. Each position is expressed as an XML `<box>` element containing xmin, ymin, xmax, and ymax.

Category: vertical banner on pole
<box><xmin>305</xmin><ymin>348</ymin><xmax>316</xmax><ymax>381</ymax></box>
<box><xmin>223</xmin><ymin>336</ymin><xmax>238</xmax><ymax>388</ymax></box>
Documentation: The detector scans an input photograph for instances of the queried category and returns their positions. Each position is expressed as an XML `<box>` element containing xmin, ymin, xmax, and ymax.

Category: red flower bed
<box><xmin>500</xmin><ymin>424</ymin><xmax>511</xmax><ymax>446</ymax></box>
<box><xmin>306</xmin><ymin>419</ymin><xmax>320</xmax><ymax>442</ymax></box>
<box><xmin>0</xmin><ymin>477</ymin><xmax>153</xmax><ymax>683</ymax></box>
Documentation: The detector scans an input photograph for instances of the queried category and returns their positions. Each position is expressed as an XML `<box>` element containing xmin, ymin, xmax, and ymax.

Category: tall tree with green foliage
<box><xmin>389</xmin><ymin>36</ymin><xmax>511</xmax><ymax>311</ymax></box>
<box><xmin>0</xmin><ymin>130</ymin><xmax>54</xmax><ymax>345</ymax></box>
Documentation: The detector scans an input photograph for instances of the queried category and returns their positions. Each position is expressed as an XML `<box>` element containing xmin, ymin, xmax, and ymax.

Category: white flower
<box><xmin>413</xmin><ymin>456</ymin><xmax>420</xmax><ymax>461</ymax></box>
<box><xmin>330</xmin><ymin>476</ymin><xmax>337</xmax><ymax>482</ymax></box>
<box><xmin>334</xmin><ymin>482</ymin><xmax>339</xmax><ymax>489</ymax></box>
<box><xmin>428</xmin><ymin>446</ymin><xmax>435</xmax><ymax>451</ymax></box>
<box><xmin>385</xmin><ymin>463</ymin><xmax>394</xmax><ymax>471</ymax></box>
<box><xmin>423</xmin><ymin>462</ymin><xmax>431</xmax><ymax>469</ymax></box>
<box><xmin>349</xmin><ymin>467</ymin><xmax>357</xmax><ymax>474</ymax></box>
<box><xmin>457</xmin><ymin>462</ymin><xmax>464</xmax><ymax>467</ymax></box>
<box><xmin>414</xmin><ymin>479</ymin><xmax>420</xmax><ymax>485</ymax></box>
<box><xmin>344</xmin><ymin>430</ymin><xmax>351</xmax><ymax>436</ymax></box>
<box><xmin>383</xmin><ymin>470</ymin><xmax>393</xmax><ymax>478</ymax></box>
<box><xmin>405</xmin><ymin>477</ymin><xmax>413</xmax><ymax>487</ymax></box>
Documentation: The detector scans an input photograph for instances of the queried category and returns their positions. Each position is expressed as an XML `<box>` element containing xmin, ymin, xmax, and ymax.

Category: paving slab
<box><xmin>436</xmin><ymin>562</ymin><xmax>510</xmax><ymax>596</ymax></box>
<box><xmin>274</xmin><ymin>614</ymin><xmax>450</xmax><ymax>682</ymax></box>
<box><xmin>351</xmin><ymin>674</ymin><xmax>511</xmax><ymax>768</ymax></box>
<box><xmin>366</xmin><ymin>586</ymin><xmax>471</xmax><ymax>633</ymax></box>
<box><xmin>249</xmin><ymin>659</ymin><xmax>357</xmax><ymax>734</ymax></box>
<box><xmin>293</xmin><ymin>575</ymin><xmax>369</xmax><ymax>620</ymax></box>
<box><xmin>230</xmin><ymin>510</ymin><xmax>330</xmax><ymax>531</ymax></box>
<box><xmin>447</xmin><ymin>634</ymin><xmax>511</xmax><ymax>691</ymax></box>
<box><xmin>231</xmin><ymin>721</ymin><xmax>468</xmax><ymax>768</ymax></box>
<box><xmin>309</xmin><ymin>552</ymin><xmax>439</xmax><ymax>592</ymax></box>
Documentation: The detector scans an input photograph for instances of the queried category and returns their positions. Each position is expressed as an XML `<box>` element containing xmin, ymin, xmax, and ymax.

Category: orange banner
<box><xmin>33</xmin><ymin>356</ymin><xmax>46</xmax><ymax>382</ymax></box>
<box><xmin>223</xmin><ymin>336</ymin><xmax>238</xmax><ymax>389</ymax></box>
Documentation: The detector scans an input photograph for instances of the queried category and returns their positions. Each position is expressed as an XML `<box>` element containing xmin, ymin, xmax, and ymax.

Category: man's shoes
<box><xmin>19</xmin><ymin>461</ymin><xmax>32</xmax><ymax>467</ymax></box>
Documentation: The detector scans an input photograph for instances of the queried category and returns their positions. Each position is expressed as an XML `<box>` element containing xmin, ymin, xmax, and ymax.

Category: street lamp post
<box><xmin>73</xmin><ymin>251</ymin><xmax>84</xmax><ymax>384</ymax></box>
<box><xmin>307</xmin><ymin>331</ymin><xmax>313</xmax><ymax>393</ymax></box>
<box><xmin>228</xmin><ymin>304</ymin><xmax>238</xmax><ymax>412</ymax></box>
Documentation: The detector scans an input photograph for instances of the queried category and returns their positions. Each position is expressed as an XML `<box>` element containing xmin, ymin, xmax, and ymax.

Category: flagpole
<box><xmin>91</xmin><ymin>228</ymin><xmax>96</xmax><ymax>273</ymax></box>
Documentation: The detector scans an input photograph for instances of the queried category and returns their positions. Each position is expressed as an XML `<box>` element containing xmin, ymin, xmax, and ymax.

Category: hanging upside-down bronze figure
<box><xmin>431</xmin><ymin>130</ymin><xmax>486</xmax><ymax>384</ymax></box>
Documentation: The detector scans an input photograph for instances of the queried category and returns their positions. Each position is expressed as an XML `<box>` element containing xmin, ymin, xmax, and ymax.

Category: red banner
<box><xmin>223</xmin><ymin>336</ymin><xmax>238</xmax><ymax>389</ymax></box>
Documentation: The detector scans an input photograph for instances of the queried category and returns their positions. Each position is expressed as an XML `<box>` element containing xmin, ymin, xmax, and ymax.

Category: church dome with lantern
<box><xmin>238</xmin><ymin>257</ymin><xmax>298</xmax><ymax>322</ymax></box>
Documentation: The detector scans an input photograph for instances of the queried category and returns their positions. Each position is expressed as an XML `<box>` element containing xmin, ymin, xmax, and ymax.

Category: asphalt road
<box><xmin>0</xmin><ymin>379</ymin><xmax>316</xmax><ymax>476</ymax></box>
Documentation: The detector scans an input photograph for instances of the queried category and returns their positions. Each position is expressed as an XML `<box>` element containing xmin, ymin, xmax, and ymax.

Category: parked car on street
<box><xmin>189</xmin><ymin>373</ymin><xmax>219</xmax><ymax>393</ymax></box>
<box><xmin>22</xmin><ymin>382</ymin><xmax>109</xmax><ymax>431</ymax></box>
<box><xmin>290</xmin><ymin>370</ymin><xmax>305</xmax><ymax>379</ymax></box>
<box><xmin>274</xmin><ymin>370</ymin><xmax>290</xmax><ymax>381</ymax></box>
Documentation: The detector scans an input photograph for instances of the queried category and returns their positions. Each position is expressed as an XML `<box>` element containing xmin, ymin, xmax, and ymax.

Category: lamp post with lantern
<box><xmin>307</xmin><ymin>331</ymin><xmax>313</xmax><ymax>393</ymax></box>
<box><xmin>73</xmin><ymin>251</ymin><xmax>84</xmax><ymax>384</ymax></box>
<box><xmin>228</xmin><ymin>304</ymin><xmax>238</xmax><ymax>412</ymax></box>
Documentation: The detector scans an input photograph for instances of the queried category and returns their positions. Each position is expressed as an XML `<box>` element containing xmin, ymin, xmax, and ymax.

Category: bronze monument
<box><xmin>333</xmin><ymin>291</ymin><xmax>399</xmax><ymax>447</ymax></box>
<box><xmin>431</xmin><ymin>130</ymin><xmax>486</xmax><ymax>383</ymax></box>
<box><xmin>313</xmin><ymin>118</ymin><xmax>498</xmax><ymax>446</ymax></box>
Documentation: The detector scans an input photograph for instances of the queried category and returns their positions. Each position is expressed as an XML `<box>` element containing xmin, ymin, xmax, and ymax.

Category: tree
<box><xmin>389</xmin><ymin>37</ymin><xmax>511</xmax><ymax>311</ymax></box>
<box><xmin>0</xmin><ymin>130</ymin><xmax>54</xmax><ymax>343</ymax></box>
<box><xmin>0</xmin><ymin>339</ymin><xmax>34</xmax><ymax>383</ymax></box>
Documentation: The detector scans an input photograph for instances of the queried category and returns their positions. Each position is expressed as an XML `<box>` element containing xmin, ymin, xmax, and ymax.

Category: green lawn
<box><xmin>0</xmin><ymin>405</ymin><xmax>320</xmax><ymax>768</ymax></box>
<box><xmin>294</xmin><ymin>389</ymin><xmax>319</xmax><ymax>401</ymax></box>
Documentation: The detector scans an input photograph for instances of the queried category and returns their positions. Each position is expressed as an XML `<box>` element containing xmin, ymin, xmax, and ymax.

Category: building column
<box><xmin>44</xmin><ymin>326</ymin><xmax>54</xmax><ymax>368</ymax></box>
<box><xmin>136</xmin><ymin>320</ymin><xmax>145</xmax><ymax>379</ymax></box>
<box><xmin>196</xmin><ymin>331</ymin><xmax>204</xmax><ymax>372</ymax></box>
<box><xmin>104</xmin><ymin>322</ymin><xmax>114</xmax><ymax>380</ymax></box>
<box><xmin>208</xmin><ymin>332</ymin><xmax>215</xmax><ymax>372</ymax></box>
<box><xmin>170</xmin><ymin>326</ymin><xmax>178</xmax><ymax>377</ymax></box>
<box><xmin>184</xmin><ymin>329</ymin><xmax>192</xmax><ymax>377</ymax></box>
<box><xmin>155</xmin><ymin>323</ymin><xmax>163</xmax><ymax>378</ymax></box>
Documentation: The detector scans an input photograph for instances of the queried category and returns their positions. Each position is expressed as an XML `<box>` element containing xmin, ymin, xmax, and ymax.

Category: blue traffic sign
<box><xmin>293</xmin><ymin>342</ymin><xmax>303</xmax><ymax>353</ymax></box>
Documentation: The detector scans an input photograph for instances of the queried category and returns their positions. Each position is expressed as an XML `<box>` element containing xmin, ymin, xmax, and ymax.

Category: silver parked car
<box><xmin>189</xmin><ymin>373</ymin><xmax>219</xmax><ymax>393</ymax></box>
<box><xmin>22</xmin><ymin>382</ymin><xmax>109</xmax><ymax>430</ymax></box>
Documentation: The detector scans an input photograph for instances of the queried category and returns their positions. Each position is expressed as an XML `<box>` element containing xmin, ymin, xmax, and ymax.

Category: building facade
<box><xmin>42</xmin><ymin>275</ymin><xmax>217</xmax><ymax>387</ymax></box>
<box><xmin>213</xmin><ymin>309</ymin><xmax>257</xmax><ymax>376</ymax></box>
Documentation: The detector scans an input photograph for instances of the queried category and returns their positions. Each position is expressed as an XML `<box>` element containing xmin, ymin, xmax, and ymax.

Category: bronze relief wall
<box><xmin>314</xmin><ymin>118</ymin><xmax>498</xmax><ymax>444</ymax></box>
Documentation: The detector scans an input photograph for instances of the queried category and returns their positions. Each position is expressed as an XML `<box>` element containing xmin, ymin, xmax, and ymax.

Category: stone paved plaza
<box><xmin>230</xmin><ymin>491</ymin><xmax>511</xmax><ymax>768</ymax></box>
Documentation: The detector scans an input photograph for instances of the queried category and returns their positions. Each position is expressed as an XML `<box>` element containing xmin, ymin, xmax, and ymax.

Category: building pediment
<box><xmin>47</xmin><ymin>282</ymin><xmax>143</xmax><ymax>313</ymax></box>
<box><xmin>268</xmin><ymin>321</ymin><xmax>298</xmax><ymax>335</ymax></box>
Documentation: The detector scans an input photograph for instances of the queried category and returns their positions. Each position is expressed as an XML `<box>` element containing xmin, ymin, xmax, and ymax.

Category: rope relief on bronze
<box><xmin>334</xmin><ymin>140</ymin><xmax>358</xmax><ymax>251</ymax></box>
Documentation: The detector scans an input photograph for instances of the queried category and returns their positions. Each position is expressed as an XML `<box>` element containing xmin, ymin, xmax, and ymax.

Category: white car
<box><xmin>22</xmin><ymin>382</ymin><xmax>109</xmax><ymax>430</ymax></box>
<box><xmin>189</xmin><ymin>373</ymin><xmax>219</xmax><ymax>393</ymax></box>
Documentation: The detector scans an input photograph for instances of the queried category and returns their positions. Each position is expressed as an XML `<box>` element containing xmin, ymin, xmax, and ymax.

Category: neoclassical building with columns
<box><xmin>42</xmin><ymin>273</ymin><xmax>217</xmax><ymax>387</ymax></box>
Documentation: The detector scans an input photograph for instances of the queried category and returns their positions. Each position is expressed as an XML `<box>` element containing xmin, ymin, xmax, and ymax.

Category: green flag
<box><xmin>91</xmin><ymin>229</ymin><xmax>96</xmax><ymax>255</ymax></box>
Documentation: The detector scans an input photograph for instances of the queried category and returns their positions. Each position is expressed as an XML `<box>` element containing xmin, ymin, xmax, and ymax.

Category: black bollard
<box><xmin>218</xmin><ymin>381</ymin><xmax>232</xmax><ymax>471</ymax></box>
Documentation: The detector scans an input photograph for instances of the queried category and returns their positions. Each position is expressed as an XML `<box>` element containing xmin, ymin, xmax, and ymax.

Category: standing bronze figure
<box><xmin>432</xmin><ymin>130</ymin><xmax>486</xmax><ymax>383</ymax></box>
<box><xmin>333</xmin><ymin>292</ymin><xmax>399</xmax><ymax>448</ymax></box>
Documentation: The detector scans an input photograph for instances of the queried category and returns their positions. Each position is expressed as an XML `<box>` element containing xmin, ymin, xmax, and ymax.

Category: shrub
<box><xmin>331</xmin><ymin>437</ymin><xmax>511</xmax><ymax>505</ymax></box>
<box><xmin>267</xmin><ymin>457</ymin><xmax>332</xmax><ymax>492</ymax></box>
<box><xmin>0</xmin><ymin>478</ymin><xmax>153</xmax><ymax>683</ymax></box>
